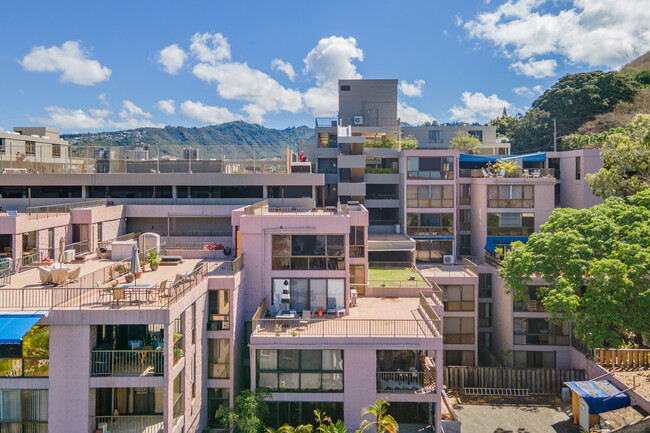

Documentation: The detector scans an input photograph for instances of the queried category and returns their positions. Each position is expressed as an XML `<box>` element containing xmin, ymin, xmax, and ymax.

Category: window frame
<box><xmin>256</xmin><ymin>349</ymin><xmax>344</xmax><ymax>392</ymax></box>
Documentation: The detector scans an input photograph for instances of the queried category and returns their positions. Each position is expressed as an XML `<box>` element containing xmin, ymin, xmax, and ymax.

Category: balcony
<box><xmin>470</xmin><ymin>168</ymin><xmax>555</xmax><ymax>179</ymax></box>
<box><xmin>376</xmin><ymin>370</ymin><xmax>435</xmax><ymax>393</ymax></box>
<box><xmin>91</xmin><ymin>350</ymin><xmax>163</xmax><ymax>377</ymax></box>
<box><xmin>349</xmin><ymin>245</ymin><xmax>365</xmax><ymax>258</ymax></box>
<box><xmin>315</xmin><ymin>118</ymin><xmax>339</xmax><ymax>128</ymax></box>
<box><xmin>90</xmin><ymin>415</ymin><xmax>163</xmax><ymax>433</ymax></box>
<box><xmin>407</xmin><ymin>226</ymin><xmax>454</xmax><ymax>236</ymax></box>
<box><xmin>488</xmin><ymin>199</ymin><xmax>535</xmax><ymax>208</ymax></box>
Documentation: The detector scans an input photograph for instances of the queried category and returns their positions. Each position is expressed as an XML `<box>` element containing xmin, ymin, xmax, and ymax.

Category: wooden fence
<box><xmin>594</xmin><ymin>348</ymin><xmax>650</xmax><ymax>369</ymax></box>
<box><xmin>444</xmin><ymin>366</ymin><xmax>585</xmax><ymax>395</ymax></box>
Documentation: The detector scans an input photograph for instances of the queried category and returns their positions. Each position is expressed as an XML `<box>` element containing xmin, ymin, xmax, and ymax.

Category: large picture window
<box><xmin>0</xmin><ymin>390</ymin><xmax>48</xmax><ymax>427</ymax></box>
<box><xmin>487</xmin><ymin>185</ymin><xmax>534</xmax><ymax>208</ymax></box>
<box><xmin>407</xmin><ymin>213</ymin><xmax>454</xmax><ymax>236</ymax></box>
<box><xmin>271</xmin><ymin>279</ymin><xmax>344</xmax><ymax>313</ymax></box>
<box><xmin>208</xmin><ymin>339</ymin><xmax>230</xmax><ymax>378</ymax></box>
<box><xmin>415</xmin><ymin>239</ymin><xmax>453</xmax><ymax>263</ymax></box>
<box><xmin>0</xmin><ymin>326</ymin><xmax>49</xmax><ymax>378</ymax></box>
<box><xmin>257</xmin><ymin>349</ymin><xmax>344</xmax><ymax>392</ymax></box>
<box><xmin>513</xmin><ymin>318</ymin><xmax>570</xmax><ymax>346</ymax></box>
<box><xmin>349</xmin><ymin>227</ymin><xmax>364</xmax><ymax>257</ymax></box>
<box><xmin>487</xmin><ymin>213</ymin><xmax>534</xmax><ymax>236</ymax></box>
<box><xmin>443</xmin><ymin>317</ymin><xmax>475</xmax><ymax>344</ymax></box>
<box><xmin>407</xmin><ymin>157</ymin><xmax>454</xmax><ymax>179</ymax></box>
<box><xmin>272</xmin><ymin>235</ymin><xmax>345</xmax><ymax>270</ymax></box>
<box><xmin>407</xmin><ymin>185</ymin><xmax>454</xmax><ymax>208</ymax></box>
<box><xmin>442</xmin><ymin>285</ymin><xmax>475</xmax><ymax>311</ymax></box>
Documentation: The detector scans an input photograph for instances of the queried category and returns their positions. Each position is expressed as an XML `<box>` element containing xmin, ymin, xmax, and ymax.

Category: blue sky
<box><xmin>1</xmin><ymin>0</ymin><xmax>649</xmax><ymax>132</ymax></box>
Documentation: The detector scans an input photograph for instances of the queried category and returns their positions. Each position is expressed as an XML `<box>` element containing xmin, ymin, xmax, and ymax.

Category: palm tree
<box><xmin>266</xmin><ymin>424</ymin><xmax>314</xmax><ymax>433</ymax></box>
<box><xmin>356</xmin><ymin>399</ymin><xmax>398</xmax><ymax>433</ymax></box>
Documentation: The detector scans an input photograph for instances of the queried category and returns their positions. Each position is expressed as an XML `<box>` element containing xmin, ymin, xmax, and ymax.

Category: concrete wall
<box><xmin>338</xmin><ymin>80</ymin><xmax>398</xmax><ymax>128</ymax></box>
<box><xmin>547</xmin><ymin>149</ymin><xmax>603</xmax><ymax>210</ymax></box>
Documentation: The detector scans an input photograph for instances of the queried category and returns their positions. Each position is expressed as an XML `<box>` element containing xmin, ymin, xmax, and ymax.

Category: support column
<box><xmin>172</xmin><ymin>185</ymin><xmax>177</xmax><ymax>199</ymax></box>
<box><xmin>81</xmin><ymin>185</ymin><xmax>87</xmax><ymax>199</ymax></box>
<box><xmin>262</xmin><ymin>185</ymin><xmax>268</xmax><ymax>199</ymax></box>
<box><xmin>435</xmin><ymin>349</ymin><xmax>443</xmax><ymax>433</ymax></box>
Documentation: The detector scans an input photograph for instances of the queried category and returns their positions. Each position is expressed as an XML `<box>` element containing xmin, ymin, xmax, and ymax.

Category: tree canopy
<box><xmin>563</xmin><ymin>114</ymin><xmax>650</xmax><ymax>198</ymax></box>
<box><xmin>216</xmin><ymin>388</ymin><xmax>271</xmax><ymax>433</ymax></box>
<box><xmin>500</xmin><ymin>190</ymin><xmax>650</xmax><ymax>349</ymax></box>
<box><xmin>450</xmin><ymin>132</ymin><xmax>481</xmax><ymax>154</ymax></box>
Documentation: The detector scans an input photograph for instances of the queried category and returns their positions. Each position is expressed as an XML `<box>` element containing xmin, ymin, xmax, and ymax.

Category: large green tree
<box><xmin>564</xmin><ymin>114</ymin><xmax>650</xmax><ymax>198</ymax></box>
<box><xmin>216</xmin><ymin>388</ymin><xmax>271</xmax><ymax>433</ymax></box>
<box><xmin>488</xmin><ymin>114</ymin><xmax>519</xmax><ymax>138</ymax></box>
<box><xmin>500</xmin><ymin>190</ymin><xmax>650</xmax><ymax>348</ymax></box>
<box><xmin>450</xmin><ymin>132</ymin><xmax>481</xmax><ymax>154</ymax></box>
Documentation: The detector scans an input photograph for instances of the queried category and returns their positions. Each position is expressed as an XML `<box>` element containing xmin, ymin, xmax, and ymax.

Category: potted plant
<box><xmin>125</xmin><ymin>273</ymin><xmax>135</xmax><ymax>283</ymax></box>
<box><xmin>146</xmin><ymin>250</ymin><xmax>162</xmax><ymax>271</ymax></box>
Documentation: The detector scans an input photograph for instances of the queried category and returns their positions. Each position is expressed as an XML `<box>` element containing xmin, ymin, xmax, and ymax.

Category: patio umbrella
<box><xmin>281</xmin><ymin>279</ymin><xmax>291</xmax><ymax>312</ymax></box>
<box><xmin>131</xmin><ymin>242</ymin><xmax>141</xmax><ymax>282</ymax></box>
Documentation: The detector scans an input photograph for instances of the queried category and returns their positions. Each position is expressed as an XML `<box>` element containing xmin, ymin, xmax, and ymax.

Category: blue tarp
<box><xmin>0</xmin><ymin>314</ymin><xmax>44</xmax><ymax>344</ymax></box>
<box><xmin>565</xmin><ymin>381</ymin><xmax>630</xmax><ymax>415</ymax></box>
<box><xmin>484</xmin><ymin>236</ymin><xmax>529</xmax><ymax>253</ymax></box>
<box><xmin>459</xmin><ymin>152</ymin><xmax>547</xmax><ymax>163</ymax></box>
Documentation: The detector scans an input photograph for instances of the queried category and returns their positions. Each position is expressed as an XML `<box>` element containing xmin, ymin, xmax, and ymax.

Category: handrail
<box><xmin>91</xmin><ymin>349</ymin><xmax>163</xmax><ymax>377</ymax></box>
<box><xmin>376</xmin><ymin>371</ymin><xmax>435</xmax><ymax>393</ymax></box>
<box><xmin>407</xmin><ymin>226</ymin><xmax>454</xmax><ymax>236</ymax></box>
<box><xmin>367</xmin><ymin>279</ymin><xmax>431</xmax><ymax>288</ymax></box>
<box><xmin>90</xmin><ymin>415</ymin><xmax>163</xmax><ymax>433</ymax></box>
<box><xmin>253</xmin><ymin>318</ymin><xmax>438</xmax><ymax>338</ymax></box>
<box><xmin>419</xmin><ymin>291</ymin><xmax>442</xmax><ymax>336</ymax></box>
<box><xmin>5</xmin><ymin>199</ymin><xmax>108</xmax><ymax>219</ymax></box>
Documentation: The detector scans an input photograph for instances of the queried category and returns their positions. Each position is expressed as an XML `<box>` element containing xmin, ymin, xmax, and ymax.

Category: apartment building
<box><xmin>0</xmin><ymin>79</ymin><xmax>606</xmax><ymax>432</ymax></box>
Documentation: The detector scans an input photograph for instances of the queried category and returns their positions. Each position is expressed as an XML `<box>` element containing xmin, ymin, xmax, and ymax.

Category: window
<box><xmin>443</xmin><ymin>317</ymin><xmax>474</xmax><ymax>344</ymax></box>
<box><xmin>468</xmin><ymin>130</ymin><xmax>483</xmax><ymax>141</ymax></box>
<box><xmin>428</xmin><ymin>130</ymin><xmax>443</xmax><ymax>143</ymax></box>
<box><xmin>0</xmin><ymin>390</ymin><xmax>48</xmax><ymax>426</ymax></box>
<box><xmin>513</xmin><ymin>318</ymin><xmax>570</xmax><ymax>345</ymax></box>
<box><xmin>272</xmin><ymin>235</ymin><xmax>345</xmax><ymax>270</ymax></box>
<box><xmin>208</xmin><ymin>339</ymin><xmax>230</xmax><ymax>378</ymax></box>
<box><xmin>478</xmin><ymin>274</ymin><xmax>492</xmax><ymax>298</ymax></box>
<box><xmin>513</xmin><ymin>351</ymin><xmax>556</xmax><ymax>368</ymax></box>
<box><xmin>191</xmin><ymin>303</ymin><xmax>196</xmax><ymax>344</ymax></box>
<box><xmin>52</xmin><ymin>143</ymin><xmax>61</xmax><ymax>158</ymax></box>
<box><xmin>407</xmin><ymin>157</ymin><xmax>454</xmax><ymax>179</ymax></box>
<box><xmin>257</xmin><ymin>349</ymin><xmax>344</xmax><ymax>392</ymax></box>
<box><xmin>458</xmin><ymin>209</ymin><xmax>471</xmax><ymax>231</ymax></box>
<box><xmin>0</xmin><ymin>326</ymin><xmax>49</xmax><ymax>377</ymax></box>
<box><xmin>459</xmin><ymin>184</ymin><xmax>471</xmax><ymax>205</ymax></box>
<box><xmin>208</xmin><ymin>290</ymin><xmax>230</xmax><ymax>330</ymax></box>
<box><xmin>407</xmin><ymin>185</ymin><xmax>454</xmax><ymax>208</ymax></box>
<box><xmin>487</xmin><ymin>185</ymin><xmax>534</xmax><ymax>208</ymax></box>
<box><xmin>407</xmin><ymin>213</ymin><xmax>454</xmax><ymax>236</ymax></box>
<box><xmin>442</xmin><ymin>285</ymin><xmax>475</xmax><ymax>311</ymax></box>
<box><xmin>173</xmin><ymin>373</ymin><xmax>184</xmax><ymax>420</ymax></box>
<box><xmin>207</xmin><ymin>389</ymin><xmax>230</xmax><ymax>427</ymax></box>
<box><xmin>318</xmin><ymin>158</ymin><xmax>337</xmax><ymax>174</ymax></box>
<box><xmin>458</xmin><ymin>234</ymin><xmax>471</xmax><ymax>256</ymax></box>
<box><xmin>271</xmin><ymin>279</ymin><xmax>344</xmax><ymax>313</ymax></box>
<box><xmin>575</xmin><ymin>157</ymin><xmax>581</xmax><ymax>180</ymax></box>
<box><xmin>0</xmin><ymin>138</ymin><xmax>5</xmax><ymax>154</ymax></box>
<box><xmin>478</xmin><ymin>302</ymin><xmax>491</xmax><ymax>327</ymax></box>
<box><xmin>349</xmin><ymin>226</ymin><xmax>364</xmax><ymax>257</ymax></box>
<box><xmin>350</xmin><ymin>265</ymin><xmax>366</xmax><ymax>296</ymax></box>
<box><xmin>25</xmin><ymin>141</ymin><xmax>36</xmax><ymax>155</ymax></box>
<box><xmin>415</xmin><ymin>239</ymin><xmax>453</xmax><ymax>263</ymax></box>
<box><xmin>487</xmin><ymin>212</ymin><xmax>535</xmax><ymax>236</ymax></box>
<box><xmin>548</xmin><ymin>158</ymin><xmax>560</xmax><ymax>179</ymax></box>
<box><xmin>444</xmin><ymin>350</ymin><xmax>475</xmax><ymax>366</ymax></box>
<box><xmin>340</xmin><ymin>85</ymin><xmax>350</xmax><ymax>91</ymax></box>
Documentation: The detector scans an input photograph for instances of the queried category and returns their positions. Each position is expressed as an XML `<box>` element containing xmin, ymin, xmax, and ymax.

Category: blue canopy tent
<box><xmin>459</xmin><ymin>152</ymin><xmax>547</xmax><ymax>172</ymax></box>
<box><xmin>565</xmin><ymin>380</ymin><xmax>631</xmax><ymax>430</ymax></box>
<box><xmin>484</xmin><ymin>236</ymin><xmax>529</xmax><ymax>254</ymax></box>
<box><xmin>0</xmin><ymin>314</ymin><xmax>44</xmax><ymax>344</ymax></box>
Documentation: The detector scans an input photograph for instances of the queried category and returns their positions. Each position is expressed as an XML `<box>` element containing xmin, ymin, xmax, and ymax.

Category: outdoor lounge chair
<box><xmin>51</xmin><ymin>269</ymin><xmax>68</xmax><ymax>285</ymax></box>
<box><xmin>38</xmin><ymin>266</ymin><xmax>52</xmax><ymax>284</ymax></box>
<box><xmin>158</xmin><ymin>280</ymin><xmax>169</xmax><ymax>297</ymax></box>
<box><xmin>299</xmin><ymin>310</ymin><xmax>311</xmax><ymax>327</ymax></box>
<box><xmin>67</xmin><ymin>265</ymin><xmax>81</xmax><ymax>281</ymax></box>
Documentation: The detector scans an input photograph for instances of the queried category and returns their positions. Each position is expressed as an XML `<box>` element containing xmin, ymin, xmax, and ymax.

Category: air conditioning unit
<box><xmin>443</xmin><ymin>255</ymin><xmax>455</xmax><ymax>265</ymax></box>
<box><xmin>353</xmin><ymin>115</ymin><xmax>364</xmax><ymax>125</ymax></box>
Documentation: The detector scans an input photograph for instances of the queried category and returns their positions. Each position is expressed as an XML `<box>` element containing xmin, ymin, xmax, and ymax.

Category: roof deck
<box><xmin>0</xmin><ymin>252</ymin><xmax>243</xmax><ymax>311</ymax></box>
<box><xmin>251</xmin><ymin>293</ymin><xmax>441</xmax><ymax>340</ymax></box>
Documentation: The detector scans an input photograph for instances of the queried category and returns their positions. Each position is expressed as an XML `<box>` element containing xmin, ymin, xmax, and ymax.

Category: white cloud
<box><xmin>449</xmin><ymin>91</ymin><xmax>514</xmax><ymax>123</ymax></box>
<box><xmin>20</xmin><ymin>41</ymin><xmax>111</xmax><ymax>85</ymax></box>
<box><xmin>464</xmin><ymin>0</ymin><xmax>650</xmax><ymax>68</ymax></box>
<box><xmin>271</xmin><ymin>58</ymin><xmax>296</xmax><ymax>80</ymax></box>
<box><xmin>399</xmin><ymin>80</ymin><xmax>425</xmax><ymax>97</ymax></box>
<box><xmin>512</xmin><ymin>84</ymin><xmax>544</xmax><ymax>97</ymax></box>
<box><xmin>155</xmin><ymin>99</ymin><xmax>176</xmax><ymax>115</ymax></box>
<box><xmin>179</xmin><ymin>100</ymin><xmax>243</xmax><ymax>124</ymax></box>
<box><xmin>28</xmin><ymin>106</ymin><xmax>108</xmax><ymax>129</ymax></box>
<box><xmin>398</xmin><ymin>102</ymin><xmax>436</xmax><ymax>126</ymax></box>
<box><xmin>510</xmin><ymin>58</ymin><xmax>557</xmax><ymax>78</ymax></box>
<box><xmin>190</xmin><ymin>32</ymin><xmax>231</xmax><ymax>65</ymax></box>
<box><xmin>302</xmin><ymin>36</ymin><xmax>364</xmax><ymax>116</ymax></box>
<box><xmin>158</xmin><ymin>44</ymin><xmax>187</xmax><ymax>74</ymax></box>
<box><xmin>119</xmin><ymin>100</ymin><xmax>152</xmax><ymax>119</ymax></box>
<box><xmin>455</xmin><ymin>14</ymin><xmax>464</xmax><ymax>26</ymax></box>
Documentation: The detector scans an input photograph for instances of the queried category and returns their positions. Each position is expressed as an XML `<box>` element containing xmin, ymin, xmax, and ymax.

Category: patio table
<box><xmin>115</xmin><ymin>283</ymin><xmax>157</xmax><ymax>304</ymax></box>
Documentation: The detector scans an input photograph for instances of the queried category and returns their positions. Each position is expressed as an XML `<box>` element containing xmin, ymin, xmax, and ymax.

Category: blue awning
<box><xmin>0</xmin><ymin>314</ymin><xmax>44</xmax><ymax>344</ymax></box>
<box><xmin>459</xmin><ymin>152</ymin><xmax>546</xmax><ymax>163</ymax></box>
<box><xmin>484</xmin><ymin>236</ymin><xmax>529</xmax><ymax>253</ymax></box>
<box><xmin>565</xmin><ymin>381</ymin><xmax>630</xmax><ymax>415</ymax></box>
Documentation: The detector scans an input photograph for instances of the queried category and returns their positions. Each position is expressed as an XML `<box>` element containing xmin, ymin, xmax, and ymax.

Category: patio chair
<box><xmin>158</xmin><ymin>279</ymin><xmax>169</xmax><ymax>297</ymax></box>
<box><xmin>38</xmin><ymin>266</ymin><xmax>52</xmax><ymax>284</ymax></box>
<box><xmin>96</xmin><ymin>282</ymin><xmax>111</xmax><ymax>303</ymax></box>
<box><xmin>112</xmin><ymin>287</ymin><xmax>125</xmax><ymax>307</ymax></box>
<box><xmin>497</xmin><ymin>169</ymin><xmax>506</xmax><ymax>177</ymax></box>
<box><xmin>299</xmin><ymin>310</ymin><xmax>311</xmax><ymax>328</ymax></box>
<box><xmin>533</xmin><ymin>169</ymin><xmax>541</xmax><ymax>178</ymax></box>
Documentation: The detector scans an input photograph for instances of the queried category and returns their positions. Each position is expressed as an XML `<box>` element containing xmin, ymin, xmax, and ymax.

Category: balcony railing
<box><xmin>91</xmin><ymin>350</ymin><xmax>163</xmax><ymax>377</ymax></box>
<box><xmin>349</xmin><ymin>245</ymin><xmax>365</xmax><ymax>258</ymax></box>
<box><xmin>0</xmin><ymin>422</ymin><xmax>47</xmax><ymax>432</ymax></box>
<box><xmin>315</xmin><ymin>117</ymin><xmax>339</xmax><ymax>128</ymax></box>
<box><xmin>376</xmin><ymin>371</ymin><xmax>435</xmax><ymax>393</ymax></box>
<box><xmin>487</xmin><ymin>199</ymin><xmax>535</xmax><ymax>208</ymax></box>
<box><xmin>253</xmin><ymin>318</ymin><xmax>439</xmax><ymax>338</ymax></box>
<box><xmin>368</xmin><ymin>279</ymin><xmax>431</xmax><ymax>289</ymax></box>
<box><xmin>0</xmin><ymin>358</ymin><xmax>49</xmax><ymax>377</ymax></box>
<box><xmin>470</xmin><ymin>168</ymin><xmax>555</xmax><ymax>179</ymax></box>
<box><xmin>407</xmin><ymin>226</ymin><xmax>454</xmax><ymax>236</ymax></box>
<box><xmin>90</xmin><ymin>415</ymin><xmax>163</xmax><ymax>433</ymax></box>
<box><xmin>4</xmin><ymin>199</ymin><xmax>108</xmax><ymax>220</ymax></box>
<box><xmin>407</xmin><ymin>171</ymin><xmax>454</xmax><ymax>180</ymax></box>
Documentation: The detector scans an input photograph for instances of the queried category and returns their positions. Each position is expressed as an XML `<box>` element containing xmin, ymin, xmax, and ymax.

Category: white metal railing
<box><xmin>91</xmin><ymin>350</ymin><xmax>163</xmax><ymax>376</ymax></box>
<box><xmin>90</xmin><ymin>415</ymin><xmax>163</xmax><ymax>433</ymax></box>
<box><xmin>376</xmin><ymin>371</ymin><xmax>435</xmax><ymax>392</ymax></box>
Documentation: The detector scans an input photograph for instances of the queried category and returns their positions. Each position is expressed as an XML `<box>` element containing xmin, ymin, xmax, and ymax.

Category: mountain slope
<box><xmin>62</xmin><ymin>121</ymin><xmax>315</xmax><ymax>159</ymax></box>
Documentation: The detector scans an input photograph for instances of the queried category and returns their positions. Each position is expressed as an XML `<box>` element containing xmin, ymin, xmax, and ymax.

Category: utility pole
<box><xmin>553</xmin><ymin>119</ymin><xmax>557</xmax><ymax>152</ymax></box>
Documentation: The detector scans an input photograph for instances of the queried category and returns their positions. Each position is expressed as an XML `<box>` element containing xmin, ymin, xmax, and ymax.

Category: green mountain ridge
<box><xmin>62</xmin><ymin>121</ymin><xmax>316</xmax><ymax>159</ymax></box>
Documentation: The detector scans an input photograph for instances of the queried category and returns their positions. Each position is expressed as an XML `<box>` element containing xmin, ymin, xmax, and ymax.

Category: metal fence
<box><xmin>91</xmin><ymin>350</ymin><xmax>163</xmax><ymax>376</ymax></box>
<box><xmin>6</xmin><ymin>199</ymin><xmax>108</xmax><ymax>219</ymax></box>
<box><xmin>377</xmin><ymin>371</ymin><xmax>435</xmax><ymax>393</ymax></box>
<box><xmin>253</xmin><ymin>318</ymin><xmax>438</xmax><ymax>338</ymax></box>
<box><xmin>90</xmin><ymin>416</ymin><xmax>163</xmax><ymax>433</ymax></box>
